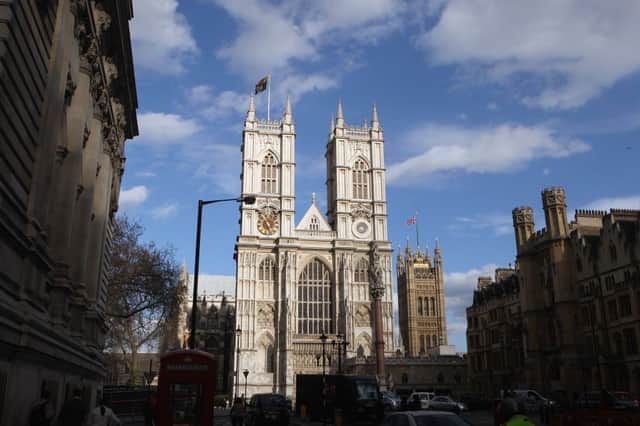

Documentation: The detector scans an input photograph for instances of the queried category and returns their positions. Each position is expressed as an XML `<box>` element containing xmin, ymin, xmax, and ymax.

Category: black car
<box><xmin>576</xmin><ymin>390</ymin><xmax>637</xmax><ymax>411</ymax></box>
<box><xmin>246</xmin><ymin>393</ymin><xmax>290</xmax><ymax>425</ymax></box>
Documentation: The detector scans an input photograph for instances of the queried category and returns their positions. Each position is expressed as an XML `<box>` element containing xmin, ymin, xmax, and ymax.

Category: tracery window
<box><xmin>354</xmin><ymin>258</ymin><xmax>369</xmax><ymax>301</ymax></box>
<box><xmin>419</xmin><ymin>335</ymin><xmax>425</xmax><ymax>353</ymax></box>
<box><xmin>261</xmin><ymin>153</ymin><xmax>278</xmax><ymax>194</ymax></box>
<box><xmin>352</xmin><ymin>159</ymin><xmax>369</xmax><ymax>199</ymax></box>
<box><xmin>418</xmin><ymin>297</ymin><xmax>423</xmax><ymax>316</ymax></box>
<box><xmin>426</xmin><ymin>335</ymin><xmax>431</xmax><ymax>348</ymax></box>
<box><xmin>431</xmin><ymin>297</ymin><xmax>436</xmax><ymax>316</ymax></box>
<box><xmin>297</xmin><ymin>259</ymin><xmax>333</xmax><ymax>334</ymax></box>
<box><xmin>257</xmin><ymin>257</ymin><xmax>276</xmax><ymax>299</ymax></box>
<box><xmin>310</xmin><ymin>216</ymin><xmax>319</xmax><ymax>231</ymax></box>
<box><xmin>424</xmin><ymin>298</ymin><xmax>430</xmax><ymax>317</ymax></box>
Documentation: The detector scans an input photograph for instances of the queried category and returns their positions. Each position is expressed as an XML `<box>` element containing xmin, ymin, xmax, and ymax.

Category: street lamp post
<box><xmin>235</xmin><ymin>327</ymin><xmax>242</xmax><ymax>399</ymax></box>
<box><xmin>243</xmin><ymin>370</ymin><xmax>249</xmax><ymax>402</ymax></box>
<box><xmin>319</xmin><ymin>332</ymin><xmax>328</xmax><ymax>426</ymax></box>
<box><xmin>189</xmin><ymin>195</ymin><xmax>255</xmax><ymax>350</ymax></box>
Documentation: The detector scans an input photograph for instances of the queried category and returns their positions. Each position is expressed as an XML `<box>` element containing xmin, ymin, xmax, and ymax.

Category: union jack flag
<box><xmin>407</xmin><ymin>216</ymin><xmax>416</xmax><ymax>225</ymax></box>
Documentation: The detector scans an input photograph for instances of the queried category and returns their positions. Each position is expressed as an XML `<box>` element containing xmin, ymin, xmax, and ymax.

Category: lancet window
<box><xmin>297</xmin><ymin>259</ymin><xmax>333</xmax><ymax>335</ymax></box>
<box><xmin>261</xmin><ymin>153</ymin><xmax>278</xmax><ymax>194</ymax></box>
<box><xmin>418</xmin><ymin>297</ymin><xmax>424</xmax><ymax>316</ymax></box>
<box><xmin>354</xmin><ymin>258</ymin><xmax>369</xmax><ymax>300</ymax></box>
<box><xmin>352</xmin><ymin>159</ymin><xmax>369</xmax><ymax>199</ymax></box>
<box><xmin>257</xmin><ymin>257</ymin><xmax>276</xmax><ymax>299</ymax></box>
<box><xmin>265</xmin><ymin>344</ymin><xmax>275</xmax><ymax>373</ymax></box>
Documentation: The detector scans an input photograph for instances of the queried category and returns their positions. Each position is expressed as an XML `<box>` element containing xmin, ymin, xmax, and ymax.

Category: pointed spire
<box><xmin>405</xmin><ymin>237</ymin><xmax>412</xmax><ymax>255</ymax></box>
<box><xmin>246</xmin><ymin>95</ymin><xmax>256</xmax><ymax>122</ymax></box>
<box><xmin>371</xmin><ymin>103</ymin><xmax>379</xmax><ymax>129</ymax></box>
<box><xmin>434</xmin><ymin>238</ymin><xmax>442</xmax><ymax>261</ymax></box>
<box><xmin>336</xmin><ymin>99</ymin><xmax>344</xmax><ymax>127</ymax></box>
<box><xmin>425</xmin><ymin>245</ymin><xmax>432</xmax><ymax>262</ymax></box>
<box><xmin>311</xmin><ymin>192</ymin><xmax>316</xmax><ymax>205</ymax></box>
<box><xmin>330</xmin><ymin>115</ymin><xmax>335</xmax><ymax>133</ymax></box>
<box><xmin>283</xmin><ymin>95</ymin><xmax>292</xmax><ymax>124</ymax></box>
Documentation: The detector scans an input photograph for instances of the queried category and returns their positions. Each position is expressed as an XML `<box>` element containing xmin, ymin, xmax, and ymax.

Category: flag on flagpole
<box><xmin>407</xmin><ymin>216</ymin><xmax>417</xmax><ymax>225</ymax></box>
<box><xmin>255</xmin><ymin>76</ymin><xmax>269</xmax><ymax>94</ymax></box>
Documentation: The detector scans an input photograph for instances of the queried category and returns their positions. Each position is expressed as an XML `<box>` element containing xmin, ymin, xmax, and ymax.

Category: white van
<box><xmin>407</xmin><ymin>392</ymin><xmax>435</xmax><ymax>410</ymax></box>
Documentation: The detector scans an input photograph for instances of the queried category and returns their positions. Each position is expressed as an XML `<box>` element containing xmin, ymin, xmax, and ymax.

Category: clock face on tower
<box><xmin>352</xmin><ymin>219</ymin><xmax>370</xmax><ymax>239</ymax></box>
<box><xmin>257</xmin><ymin>207</ymin><xmax>279</xmax><ymax>236</ymax></box>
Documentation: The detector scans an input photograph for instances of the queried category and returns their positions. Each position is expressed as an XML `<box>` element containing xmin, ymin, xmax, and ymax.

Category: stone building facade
<box><xmin>184</xmin><ymin>293</ymin><xmax>236</xmax><ymax>394</ymax></box>
<box><xmin>466</xmin><ymin>268</ymin><xmax>525</xmax><ymax>396</ymax></box>
<box><xmin>510</xmin><ymin>187</ymin><xmax>640</xmax><ymax>396</ymax></box>
<box><xmin>234</xmin><ymin>99</ymin><xmax>394</xmax><ymax>399</ymax></box>
<box><xmin>573</xmin><ymin>209</ymin><xmax>640</xmax><ymax>393</ymax></box>
<box><xmin>346</xmin><ymin>353</ymin><xmax>468</xmax><ymax>399</ymax></box>
<box><xmin>0</xmin><ymin>1</ymin><xmax>137</xmax><ymax>424</ymax></box>
<box><xmin>397</xmin><ymin>243</ymin><xmax>447</xmax><ymax>356</ymax></box>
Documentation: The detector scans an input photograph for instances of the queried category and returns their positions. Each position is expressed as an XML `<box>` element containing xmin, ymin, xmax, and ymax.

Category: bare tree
<box><xmin>105</xmin><ymin>215</ymin><xmax>184</xmax><ymax>383</ymax></box>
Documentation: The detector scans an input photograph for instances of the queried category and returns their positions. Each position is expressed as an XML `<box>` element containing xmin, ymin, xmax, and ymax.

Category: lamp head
<box><xmin>320</xmin><ymin>332</ymin><xmax>328</xmax><ymax>342</ymax></box>
<box><xmin>241</xmin><ymin>196</ymin><xmax>257</xmax><ymax>205</ymax></box>
<box><xmin>236</xmin><ymin>327</ymin><xmax>242</xmax><ymax>335</ymax></box>
<box><xmin>243</xmin><ymin>369</ymin><xmax>249</xmax><ymax>378</ymax></box>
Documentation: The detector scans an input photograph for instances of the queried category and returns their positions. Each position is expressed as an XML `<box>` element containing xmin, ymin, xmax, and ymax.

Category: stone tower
<box><xmin>397</xmin><ymin>240</ymin><xmax>448</xmax><ymax>357</ymax></box>
<box><xmin>234</xmin><ymin>99</ymin><xmax>394</xmax><ymax>398</ymax></box>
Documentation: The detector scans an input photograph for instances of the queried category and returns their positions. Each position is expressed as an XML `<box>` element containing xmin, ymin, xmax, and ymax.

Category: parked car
<box><xmin>407</xmin><ymin>392</ymin><xmax>435</xmax><ymax>410</ymax></box>
<box><xmin>576</xmin><ymin>390</ymin><xmax>637</xmax><ymax>411</ymax></box>
<box><xmin>246</xmin><ymin>393</ymin><xmax>290</xmax><ymax>425</ymax></box>
<box><xmin>512</xmin><ymin>389</ymin><xmax>555</xmax><ymax>413</ymax></box>
<box><xmin>428</xmin><ymin>396</ymin><xmax>461</xmax><ymax>414</ymax></box>
<box><xmin>383</xmin><ymin>410</ymin><xmax>471</xmax><ymax>426</ymax></box>
<box><xmin>381</xmin><ymin>391</ymin><xmax>402</xmax><ymax>411</ymax></box>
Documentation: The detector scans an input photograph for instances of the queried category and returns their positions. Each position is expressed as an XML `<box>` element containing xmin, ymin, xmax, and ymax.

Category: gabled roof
<box><xmin>296</xmin><ymin>194</ymin><xmax>332</xmax><ymax>231</ymax></box>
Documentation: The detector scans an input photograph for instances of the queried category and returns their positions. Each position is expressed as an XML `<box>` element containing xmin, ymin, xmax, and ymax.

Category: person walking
<box><xmin>56</xmin><ymin>389</ymin><xmax>87</xmax><ymax>426</ymax></box>
<box><xmin>230</xmin><ymin>397</ymin><xmax>246</xmax><ymax>426</ymax></box>
<box><xmin>89</xmin><ymin>397</ymin><xmax>121</xmax><ymax>426</ymax></box>
<box><xmin>29</xmin><ymin>388</ymin><xmax>54</xmax><ymax>426</ymax></box>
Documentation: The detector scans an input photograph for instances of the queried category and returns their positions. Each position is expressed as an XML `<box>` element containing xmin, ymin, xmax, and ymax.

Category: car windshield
<box><xmin>257</xmin><ymin>395</ymin><xmax>286</xmax><ymax>407</ymax></box>
<box><xmin>355</xmin><ymin>382</ymin><xmax>378</xmax><ymax>400</ymax></box>
<box><xmin>413</xmin><ymin>413</ymin><xmax>470</xmax><ymax>426</ymax></box>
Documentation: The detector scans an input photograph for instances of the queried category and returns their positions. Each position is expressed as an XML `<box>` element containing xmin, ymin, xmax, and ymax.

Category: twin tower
<box><xmin>234</xmin><ymin>97</ymin><xmax>394</xmax><ymax>397</ymax></box>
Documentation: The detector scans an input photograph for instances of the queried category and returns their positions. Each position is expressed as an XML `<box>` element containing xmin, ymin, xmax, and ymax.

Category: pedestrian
<box><xmin>497</xmin><ymin>397</ymin><xmax>536</xmax><ymax>426</ymax></box>
<box><xmin>89</xmin><ymin>397</ymin><xmax>121</xmax><ymax>426</ymax></box>
<box><xmin>225</xmin><ymin>398</ymin><xmax>230</xmax><ymax>409</ymax></box>
<box><xmin>56</xmin><ymin>388</ymin><xmax>87</xmax><ymax>426</ymax></box>
<box><xmin>230</xmin><ymin>397</ymin><xmax>246</xmax><ymax>426</ymax></box>
<box><xmin>29</xmin><ymin>388</ymin><xmax>55</xmax><ymax>426</ymax></box>
<box><xmin>143</xmin><ymin>393</ymin><xmax>157</xmax><ymax>426</ymax></box>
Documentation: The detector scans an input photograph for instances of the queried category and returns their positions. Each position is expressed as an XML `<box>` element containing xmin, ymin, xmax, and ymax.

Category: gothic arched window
<box><xmin>258</xmin><ymin>257</ymin><xmax>276</xmax><ymax>299</ymax></box>
<box><xmin>310</xmin><ymin>216</ymin><xmax>319</xmax><ymax>231</ymax></box>
<box><xmin>419</xmin><ymin>335</ymin><xmax>425</xmax><ymax>353</ymax></box>
<box><xmin>418</xmin><ymin>297</ymin><xmax>423</xmax><ymax>316</ymax></box>
<box><xmin>265</xmin><ymin>345</ymin><xmax>275</xmax><ymax>373</ymax></box>
<box><xmin>424</xmin><ymin>298</ymin><xmax>430</xmax><ymax>316</ymax></box>
<box><xmin>354</xmin><ymin>258</ymin><xmax>369</xmax><ymax>301</ymax></box>
<box><xmin>261</xmin><ymin>153</ymin><xmax>278</xmax><ymax>194</ymax></box>
<box><xmin>297</xmin><ymin>259</ymin><xmax>333</xmax><ymax>335</ymax></box>
<box><xmin>426</xmin><ymin>335</ymin><xmax>431</xmax><ymax>348</ymax></box>
<box><xmin>610</xmin><ymin>243</ymin><xmax>618</xmax><ymax>263</ymax></box>
<box><xmin>431</xmin><ymin>297</ymin><xmax>436</xmax><ymax>316</ymax></box>
<box><xmin>352</xmin><ymin>159</ymin><xmax>369</xmax><ymax>200</ymax></box>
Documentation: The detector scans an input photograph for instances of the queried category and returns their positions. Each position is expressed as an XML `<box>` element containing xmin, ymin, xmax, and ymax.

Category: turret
<box><xmin>336</xmin><ymin>99</ymin><xmax>344</xmax><ymax>128</ymax></box>
<box><xmin>283</xmin><ymin>95</ymin><xmax>293</xmax><ymax>124</ymax></box>
<box><xmin>434</xmin><ymin>239</ymin><xmax>442</xmax><ymax>264</ymax></box>
<box><xmin>246</xmin><ymin>95</ymin><xmax>256</xmax><ymax>122</ymax></box>
<box><xmin>542</xmin><ymin>187</ymin><xmax>568</xmax><ymax>238</ymax></box>
<box><xmin>371</xmin><ymin>103</ymin><xmax>379</xmax><ymax>130</ymax></box>
<box><xmin>512</xmin><ymin>206</ymin><xmax>534</xmax><ymax>253</ymax></box>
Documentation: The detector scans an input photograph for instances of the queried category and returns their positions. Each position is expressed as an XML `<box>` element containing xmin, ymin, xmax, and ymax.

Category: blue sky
<box><xmin>122</xmin><ymin>0</ymin><xmax>640</xmax><ymax>351</ymax></box>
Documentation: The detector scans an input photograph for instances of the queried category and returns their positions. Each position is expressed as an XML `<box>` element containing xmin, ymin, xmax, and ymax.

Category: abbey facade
<box><xmin>234</xmin><ymin>98</ymin><xmax>394</xmax><ymax>398</ymax></box>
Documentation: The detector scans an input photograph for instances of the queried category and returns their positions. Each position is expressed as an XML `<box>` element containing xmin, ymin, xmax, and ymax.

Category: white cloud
<box><xmin>387</xmin><ymin>123</ymin><xmax>590</xmax><ymax>185</ymax></box>
<box><xmin>581</xmin><ymin>195</ymin><xmax>640</xmax><ymax>212</ymax></box>
<box><xmin>119</xmin><ymin>185</ymin><xmax>149</xmax><ymax>210</ymax></box>
<box><xmin>487</xmin><ymin>102</ymin><xmax>498</xmax><ymax>111</ymax></box>
<box><xmin>138</xmin><ymin>112</ymin><xmax>202</xmax><ymax>144</ymax></box>
<box><xmin>184</xmin><ymin>143</ymin><xmax>241</xmax><ymax>195</ymax></box>
<box><xmin>131</xmin><ymin>0</ymin><xmax>198</xmax><ymax>74</ymax></box>
<box><xmin>444</xmin><ymin>263</ymin><xmax>500</xmax><ymax>347</ymax></box>
<box><xmin>188</xmin><ymin>274</ymin><xmax>235</xmax><ymax>297</ymax></box>
<box><xmin>418</xmin><ymin>0</ymin><xmax>640</xmax><ymax>109</ymax></box>
<box><xmin>212</xmin><ymin>0</ymin><xmax>403</xmax><ymax>80</ymax></box>
<box><xmin>450</xmin><ymin>214</ymin><xmax>512</xmax><ymax>236</ymax></box>
<box><xmin>151</xmin><ymin>203</ymin><xmax>178</xmax><ymax>219</ymax></box>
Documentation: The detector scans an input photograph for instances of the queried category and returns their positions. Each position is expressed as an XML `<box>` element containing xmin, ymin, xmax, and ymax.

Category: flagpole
<box><xmin>415</xmin><ymin>211</ymin><xmax>420</xmax><ymax>249</ymax></box>
<box><xmin>267</xmin><ymin>73</ymin><xmax>271</xmax><ymax>121</ymax></box>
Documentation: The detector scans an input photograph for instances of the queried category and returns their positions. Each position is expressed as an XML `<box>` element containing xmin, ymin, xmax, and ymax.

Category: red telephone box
<box><xmin>157</xmin><ymin>350</ymin><xmax>216</xmax><ymax>426</ymax></box>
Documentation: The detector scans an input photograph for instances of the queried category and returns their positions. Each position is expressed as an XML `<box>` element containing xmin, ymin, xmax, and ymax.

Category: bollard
<box><xmin>300</xmin><ymin>403</ymin><xmax>307</xmax><ymax>419</ymax></box>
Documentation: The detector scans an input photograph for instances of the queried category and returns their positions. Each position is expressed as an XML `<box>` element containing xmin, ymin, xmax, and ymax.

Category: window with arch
<box><xmin>431</xmin><ymin>298</ymin><xmax>436</xmax><ymax>316</ymax></box>
<box><xmin>418</xmin><ymin>297</ymin><xmax>423</xmax><ymax>316</ymax></box>
<box><xmin>352</xmin><ymin>159</ymin><xmax>369</xmax><ymax>199</ymax></box>
<box><xmin>354</xmin><ymin>258</ymin><xmax>369</xmax><ymax>301</ymax></box>
<box><xmin>310</xmin><ymin>216</ymin><xmax>320</xmax><ymax>231</ymax></box>
<box><xmin>261</xmin><ymin>153</ymin><xmax>278</xmax><ymax>194</ymax></box>
<box><xmin>426</xmin><ymin>335</ymin><xmax>431</xmax><ymax>348</ymax></box>
<box><xmin>297</xmin><ymin>259</ymin><xmax>333</xmax><ymax>335</ymax></box>
<box><xmin>424</xmin><ymin>298</ymin><xmax>430</xmax><ymax>317</ymax></box>
<box><xmin>258</xmin><ymin>257</ymin><xmax>276</xmax><ymax>299</ymax></box>
<box><xmin>265</xmin><ymin>344</ymin><xmax>275</xmax><ymax>373</ymax></box>
<box><xmin>419</xmin><ymin>335</ymin><xmax>425</xmax><ymax>353</ymax></box>
<box><xmin>610</xmin><ymin>243</ymin><xmax>618</xmax><ymax>263</ymax></box>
